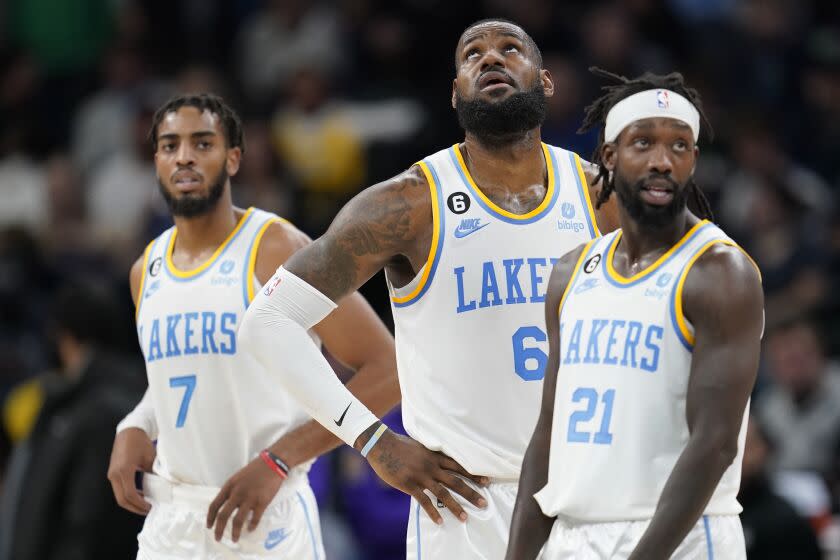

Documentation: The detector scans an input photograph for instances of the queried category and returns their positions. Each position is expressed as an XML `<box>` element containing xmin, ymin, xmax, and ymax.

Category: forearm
<box><xmin>629</xmin><ymin>437</ymin><xmax>735</xmax><ymax>559</ymax></box>
<box><xmin>267</xmin><ymin>357</ymin><xmax>400</xmax><ymax>468</ymax></box>
<box><xmin>239</xmin><ymin>267</ymin><xmax>380</xmax><ymax>447</ymax></box>
<box><xmin>505</xmin><ymin>425</ymin><xmax>555</xmax><ymax>560</ymax></box>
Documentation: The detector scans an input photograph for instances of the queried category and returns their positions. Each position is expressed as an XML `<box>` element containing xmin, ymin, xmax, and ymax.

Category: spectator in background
<box><xmin>739</xmin><ymin>415</ymin><xmax>822</xmax><ymax>559</ymax></box>
<box><xmin>0</xmin><ymin>279</ymin><xmax>145</xmax><ymax>560</ymax></box>
<box><xmin>235</xmin><ymin>120</ymin><xmax>295</xmax><ymax>219</ymax></box>
<box><xmin>756</xmin><ymin>317</ymin><xmax>840</xmax><ymax>479</ymax></box>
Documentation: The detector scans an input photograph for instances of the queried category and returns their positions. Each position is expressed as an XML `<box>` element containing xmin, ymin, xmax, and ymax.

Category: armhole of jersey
<box><xmin>134</xmin><ymin>239</ymin><xmax>156</xmax><ymax>320</ymax></box>
<box><xmin>557</xmin><ymin>239</ymin><xmax>597</xmax><ymax>316</ymax></box>
<box><xmin>670</xmin><ymin>239</ymin><xmax>761</xmax><ymax>350</ymax></box>
<box><xmin>243</xmin><ymin>216</ymin><xmax>288</xmax><ymax>308</ymax></box>
<box><xmin>391</xmin><ymin>161</ymin><xmax>444</xmax><ymax>307</ymax></box>
<box><xmin>572</xmin><ymin>153</ymin><xmax>601</xmax><ymax>238</ymax></box>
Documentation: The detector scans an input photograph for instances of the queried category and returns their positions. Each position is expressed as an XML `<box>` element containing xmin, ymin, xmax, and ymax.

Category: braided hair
<box><xmin>579</xmin><ymin>67</ymin><xmax>714</xmax><ymax>220</ymax></box>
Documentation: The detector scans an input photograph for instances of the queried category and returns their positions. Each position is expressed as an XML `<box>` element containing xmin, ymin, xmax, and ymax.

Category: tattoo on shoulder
<box><xmin>289</xmin><ymin>167</ymin><xmax>430</xmax><ymax>299</ymax></box>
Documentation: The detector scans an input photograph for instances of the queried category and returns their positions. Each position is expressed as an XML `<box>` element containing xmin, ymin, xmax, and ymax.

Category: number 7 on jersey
<box><xmin>169</xmin><ymin>374</ymin><xmax>196</xmax><ymax>428</ymax></box>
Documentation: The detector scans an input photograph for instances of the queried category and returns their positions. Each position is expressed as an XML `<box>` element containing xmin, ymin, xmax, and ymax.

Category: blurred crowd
<box><xmin>0</xmin><ymin>0</ymin><xmax>839</xmax><ymax>558</ymax></box>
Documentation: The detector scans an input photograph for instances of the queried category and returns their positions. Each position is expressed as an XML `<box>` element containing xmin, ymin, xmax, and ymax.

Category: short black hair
<box><xmin>579</xmin><ymin>67</ymin><xmax>713</xmax><ymax>220</ymax></box>
<box><xmin>149</xmin><ymin>93</ymin><xmax>245</xmax><ymax>153</ymax></box>
<box><xmin>457</xmin><ymin>18</ymin><xmax>543</xmax><ymax>69</ymax></box>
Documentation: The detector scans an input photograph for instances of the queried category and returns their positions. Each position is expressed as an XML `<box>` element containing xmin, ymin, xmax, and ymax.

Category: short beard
<box><xmin>612</xmin><ymin>165</ymin><xmax>688</xmax><ymax>229</ymax></box>
<box><xmin>455</xmin><ymin>84</ymin><xmax>547</xmax><ymax>147</ymax></box>
<box><xmin>158</xmin><ymin>168</ymin><xmax>227</xmax><ymax>218</ymax></box>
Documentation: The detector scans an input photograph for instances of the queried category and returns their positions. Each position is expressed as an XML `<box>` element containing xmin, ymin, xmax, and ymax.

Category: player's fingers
<box><xmin>230</xmin><ymin>502</ymin><xmax>251</xmax><ymax>543</ymax></box>
<box><xmin>429</xmin><ymin>483</ymin><xmax>467</xmax><ymax>522</ymax></box>
<box><xmin>437</xmin><ymin>455</ymin><xmax>490</xmax><ymax>486</ymax></box>
<box><xmin>119</xmin><ymin>472</ymin><xmax>151</xmax><ymax>515</ymax></box>
<box><xmin>414</xmin><ymin>490</ymin><xmax>443</xmax><ymax>526</ymax></box>
<box><xmin>441</xmin><ymin>473</ymin><xmax>488</xmax><ymax>509</ymax></box>
<box><xmin>213</xmin><ymin>501</ymin><xmax>237</xmax><ymax>541</ymax></box>
<box><xmin>248</xmin><ymin>500</ymin><xmax>269</xmax><ymax>532</ymax></box>
<box><xmin>207</xmin><ymin>485</ymin><xmax>231</xmax><ymax>528</ymax></box>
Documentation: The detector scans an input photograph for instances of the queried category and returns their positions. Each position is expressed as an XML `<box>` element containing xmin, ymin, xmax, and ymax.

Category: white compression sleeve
<box><xmin>116</xmin><ymin>388</ymin><xmax>159</xmax><ymax>438</ymax></box>
<box><xmin>238</xmin><ymin>266</ymin><xmax>380</xmax><ymax>447</ymax></box>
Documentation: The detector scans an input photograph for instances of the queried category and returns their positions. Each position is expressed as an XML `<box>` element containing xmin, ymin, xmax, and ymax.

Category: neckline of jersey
<box><xmin>605</xmin><ymin>219</ymin><xmax>711</xmax><ymax>286</ymax></box>
<box><xmin>165</xmin><ymin>207</ymin><xmax>256</xmax><ymax>279</ymax></box>
<box><xmin>451</xmin><ymin>143</ymin><xmax>557</xmax><ymax>222</ymax></box>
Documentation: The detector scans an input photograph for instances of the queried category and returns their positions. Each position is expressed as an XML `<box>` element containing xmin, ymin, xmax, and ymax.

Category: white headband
<box><xmin>604</xmin><ymin>89</ymin><xmax>700</xmax><ymax>142</ymax></box>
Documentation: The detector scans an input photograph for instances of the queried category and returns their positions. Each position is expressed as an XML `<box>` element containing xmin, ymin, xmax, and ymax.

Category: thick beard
<box><xmin>455</xmin><ymin>84</ymin><xmax>547</xmax><ymax>146</ymax></box>
<box><xmin>158</xmin><ymin>168</ymin><xmax>227</xmax><ymax>218</ymax></box>
<box><xmin>612</xmin><ymin>165</ymin><xmax>688</xmax><ymax>229</ymax></box>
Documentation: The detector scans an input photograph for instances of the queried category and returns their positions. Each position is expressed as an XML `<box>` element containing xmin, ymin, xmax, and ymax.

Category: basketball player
<box><xmin>505</xmin><ymin>70</ymin><xmax>764</xmax><ymax>559</ymax></box>
<box><xmin>234</xmin><ymin>19</ymin><xmax>617</xmax><ymax>559</ymax></box>
<box><xmin>106</xmin><ymin>93</ymin><xmax>406</xmax><ymax>559</ymax></box>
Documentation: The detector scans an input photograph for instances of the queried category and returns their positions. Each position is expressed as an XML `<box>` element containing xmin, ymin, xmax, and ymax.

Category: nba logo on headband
<box><xmin>656</xmin><ymin>90</ymin><xmax>670</xmax><ymax>109</ymax></box>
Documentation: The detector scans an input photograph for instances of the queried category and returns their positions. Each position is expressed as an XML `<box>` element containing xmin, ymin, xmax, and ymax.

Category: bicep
<box><xmin>684</xmin><ymin>250</ymin><xmax>763</xmax><ymax>435</ymax></box>
<box><xmin>284</xmin><ymin>172</ymin><xmax>430</xmax><ymax>301</ymax></box>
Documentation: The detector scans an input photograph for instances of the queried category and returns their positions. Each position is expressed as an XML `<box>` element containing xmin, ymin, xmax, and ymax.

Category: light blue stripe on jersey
<box><xmin>296</xmin><ymin>491</ymin><xmax>320</xmax><ymax>559</ymax></box>
<box><xmin>135</xmin><ymin>236</ymin><xmax>162</xmax><ymax>319</ymax></box>
<box><xmin>567</xmin><ymin>151</ymin><xmax>597</xmax><ymax>238</ymax></box>
<box><xmin>703</xmin><ymin>515</ymin><xmax>714</xmax><ymax>559</ymax></box>
<box><xmin>601</xmin><ymin>222</ymin><xmax>715</xmax><ymax>288</ymax></box>
<box><xmin>448</xmin><ymin>147</ymin><xmax>560</xmax><ymax>225</ymax></box>
<box><xmin>241</xmin><ymin>212</ymin><xmax>272</xmax><ymax>310</ymax></box>
<box><xmin>392</xmin><ymin>159</ymin><xmax>446</xmax><ymax>308</ymax></box>
<box><xmin>415</xmin><ymin>501</ymin><xmax>422</xmax><ymax>560</ymax></box>
<box><xmin>163</xmin><ymin>211</ymin><xmax>257</xmax><ymax>283</ymax></box>
<box><xmin>669</xmin><ymin>275</ymin><xmax>694</xmax><ymax>352</ymax></box>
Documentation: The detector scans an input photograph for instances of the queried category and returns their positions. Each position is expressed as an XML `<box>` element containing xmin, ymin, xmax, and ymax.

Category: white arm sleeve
<box><xmin>238</xmin><ymin>267</ymin><xmax>380</xmax><ymax>447</ymax></box>
<box><xmin>116</xmin><ymin>388</ymin><xmax>159</xmax><ymax>438</ymax></box>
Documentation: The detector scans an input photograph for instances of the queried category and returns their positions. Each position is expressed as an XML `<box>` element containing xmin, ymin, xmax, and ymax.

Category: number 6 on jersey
<box><xmin>169</xmin><ymin>374</ymin><xmax>196</xmax><ymax>428</ymax></box>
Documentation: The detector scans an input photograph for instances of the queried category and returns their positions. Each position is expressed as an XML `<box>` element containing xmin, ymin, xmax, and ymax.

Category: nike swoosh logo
<box><xmin>264</xmin><ymin>532</ymin><xmax>288</xmax><ymax>550</ymax></box>
<box><xmin>334</xmin><ymin>403</ymin><xmax>351</xmax><ymax>426</ymax></box>
<box><xmin>453</xmin><ymin>222</ymin><xmax>489</xmax><ymax>238</ymax></box>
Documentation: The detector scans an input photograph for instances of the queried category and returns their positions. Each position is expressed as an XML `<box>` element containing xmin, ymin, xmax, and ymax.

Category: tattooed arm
<box><xmin>239</xmin><ymin>166</ymin><xmax>488</xmax><ymax>525</ymax></box>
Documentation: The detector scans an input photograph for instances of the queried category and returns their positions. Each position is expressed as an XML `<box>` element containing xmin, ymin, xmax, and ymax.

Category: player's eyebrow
<box><xmin>157</xmin><ymin>130</ymin><xmax>218</xmax><ymax>141</ymax></box>
<box><xmin>461</xmin><ymin>29</ymin><xmax>524</xmax><ymax>51</ymax></box>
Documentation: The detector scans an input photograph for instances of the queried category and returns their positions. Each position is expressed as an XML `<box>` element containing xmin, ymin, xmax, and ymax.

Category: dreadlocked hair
<box><xmin>579</xmin><ymin>67</ymin><xmax>714</xmax><ymax>221</ymax></box>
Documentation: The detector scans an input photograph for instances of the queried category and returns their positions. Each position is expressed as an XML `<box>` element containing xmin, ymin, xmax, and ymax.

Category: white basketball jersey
<box><xmin>535</xmin><ymin>220</ymin><xmax>752</xmax><ymax>521</ymax></box>
<box><xmin>388</xmin><ymin>143</ymin><xmax>600</xmax><ymax>479</ymax></box>
<box><xmin>135</xmin><ymin>207</ymin><xmax>312</xmax><ymax>487</ymax></box>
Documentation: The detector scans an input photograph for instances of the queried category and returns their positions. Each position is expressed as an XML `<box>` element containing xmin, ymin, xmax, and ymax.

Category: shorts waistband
<box><xmin>143</xmin><ymin>470</ymin><xmax>307</xmax><ymax>510</ymax></box>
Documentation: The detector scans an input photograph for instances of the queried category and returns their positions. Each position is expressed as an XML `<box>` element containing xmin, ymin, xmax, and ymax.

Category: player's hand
<box><xmin>206</xmin><ymin>456</ymin><xmax>284</xmax><ymax>542</ymax></box>
<box><xmin>107</xmin><ymin>427</ymin><xmax>156</xmax><ymax>515</ymax></box>
<box><xmin>364</xmin><ymin>429</ymin><xmax>489</xmax><ymax>524</ymax></box>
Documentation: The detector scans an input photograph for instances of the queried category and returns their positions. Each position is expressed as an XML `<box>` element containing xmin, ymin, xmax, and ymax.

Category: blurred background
<box><xmin>0</xmin><ymin>0</ymin><xmax>838</xmax><ymax>558</ymax></box>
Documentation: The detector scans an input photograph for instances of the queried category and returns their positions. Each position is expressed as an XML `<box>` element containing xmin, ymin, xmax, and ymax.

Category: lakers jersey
<box><xmin>535</xmin><ymin>220</ymin><xmax>753</xmax><ymax>521</ymax></box>
<box><xmin>135</xmin><ymin>207</ymin><xmax>313</xmax><ymax>487</ymax></box>
<box><xmin>388</xmin><ymin>143</ymin><xmax>599</xmax><ymax>479</ymax></box>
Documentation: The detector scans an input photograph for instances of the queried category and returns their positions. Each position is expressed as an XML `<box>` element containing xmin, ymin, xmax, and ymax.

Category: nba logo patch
<box><xmin>561</xmin><ymin>202</ymin><xmax>576</xmax><ymax>219</ymax></box>
<box><xmin>263</xmin><ymin>274</ymin><xmax>282</xmax><ymax>296</ymax></box>
<box><xmin>656</xmin><ymin>90</ymin><xmax>670</xmax><ymax>109</ymax></box>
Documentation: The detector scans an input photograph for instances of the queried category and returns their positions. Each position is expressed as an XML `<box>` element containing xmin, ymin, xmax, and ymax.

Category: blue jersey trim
<box><xmin>703</xmin><ymin>515</ymin><xmax>714</xmax><ymax>559</ymax></box>
<box><xmin>296</xmin><ymin>491</ymin><xmax>320</xmax><ymax>560</ymax></box>
<box><xmin>602</xmin><ymin>222</ymin><xmax>715</xmax><ymax>288</ymax></box>
<box><xmin>567</xmin><ymin>151</ymin><xmax>597</xmax><ymax>239</ymax></box>
<box><xmin>241</xmin><ymin>212</ymin><xmax>271</xmax><ymax>310</ymax></box>
<box><xmin>163</xmin><ymin>211</ymin><xmax>256</xmax><ymax>283</ymax></box>
<box><xmin>392</xmin><ymin>159</ymin><xmax>446</xmax><ymax>308</ymax></box>
<box><xmin>669</xmin><ymin>272</ymin><xmax>694</xmax><ymax>352</ymax></box>
<box><xmin>448</xmin><ymin>147</ymin><xmax>560</xmax><ymax>225</ymax></box>
<box><xmin>135</xmin><ymin>236</ymin><xmax>162</xmax><ymax>320</ymax></box>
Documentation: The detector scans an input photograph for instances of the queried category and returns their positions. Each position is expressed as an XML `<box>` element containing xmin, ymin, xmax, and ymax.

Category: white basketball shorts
<box><xmin>137</xmin><ymin>472</ymin><xmax>325</xmax><ymax>560</ymax></box>
<box><xmin>538</xmin><ymin>514</ymin><xmax>746</xmax><ymax>559</ymax></box>
<box><xmin>406</xmin><ymin>479</ymin><xmax>518</xmax><ymax>560</ymax></box>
